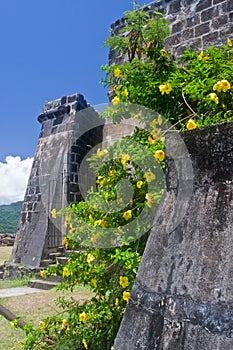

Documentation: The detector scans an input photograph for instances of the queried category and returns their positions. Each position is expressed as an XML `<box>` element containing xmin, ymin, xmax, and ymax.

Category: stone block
<box><xmin>201</xmin><ymin>6</ymin><xmax>219</xmax><ymax>21</ymax></box>
<box><xmin>168</xmin><ymin>0</ymin><xmax>181</xmax><ymax>14</ymax></box>
<box><xmin>194</xmin><ymin>22</ymin><xmax>210</xmax><ymax>37</ymax></box>
<box><xmin>196</xmin><ymin>0</ymin><xmax>212</xmax><ymax>12</ymax></box>
<box><xmin>171</xmin><ymin>21</ymin><xmax>183</xmax><ymax>34</ymax></box>
<box><xmin>212</xmin><ymin>15</ymin><xmax>229</xmax><ymax>29</ymax></box>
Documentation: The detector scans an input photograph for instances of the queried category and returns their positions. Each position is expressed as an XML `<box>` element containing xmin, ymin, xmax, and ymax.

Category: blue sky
<box><xmin>0</xmin><ymin>0</ymin><xmax>148</xmax><ymax>204</ymax></box>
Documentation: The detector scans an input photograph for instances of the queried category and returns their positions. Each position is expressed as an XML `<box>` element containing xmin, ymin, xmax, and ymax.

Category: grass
<box><xmin>0</xmin><ymin>285</ymin><xmax>93</xmax><ymax>350</ymax></box>
<box><xmin>0</xmin><ymin>276</ymin><xmax>32</xmax><ymax>289</ymax></box>
<box><xmin>0</xmin><ymin>246</ymin><xmax>12</xmax><ymax>264</ymax></box>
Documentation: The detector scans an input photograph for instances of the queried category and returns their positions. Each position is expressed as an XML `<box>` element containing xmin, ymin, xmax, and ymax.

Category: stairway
<box><xmin>28</xmin><ymin>247</ymin><xmax>70</xmax><ymax>290</ymax></box>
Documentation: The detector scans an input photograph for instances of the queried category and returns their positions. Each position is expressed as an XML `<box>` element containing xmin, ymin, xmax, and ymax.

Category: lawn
<box><xmin>0</xmin><ymin>246</ymin><xmax>12</xmax><ymax>264</ymax></box>
<box><xmin>0</xmin><ymin>286</ymin><xmax>93</xmax><ymax>350</ymax></box>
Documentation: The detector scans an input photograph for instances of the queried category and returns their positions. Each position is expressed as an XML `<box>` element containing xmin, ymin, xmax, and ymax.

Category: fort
<box><xmin>7</xmin><ymin>1</ymin><xmax>233</xmax><ymax>347</ymax></box>
<box><xmin>11</xmin><ymin>0</ymin><xmax>233</xmax><ymax>269</ymax></box>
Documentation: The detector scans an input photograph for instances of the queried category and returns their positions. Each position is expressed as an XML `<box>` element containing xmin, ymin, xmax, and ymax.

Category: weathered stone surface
<box><xmin>114</xmin><ymin>122</ymin><xmax>233</xmax><ymax>349</ymax></box>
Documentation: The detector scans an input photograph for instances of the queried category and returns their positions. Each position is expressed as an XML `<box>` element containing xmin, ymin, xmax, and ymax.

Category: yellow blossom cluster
<box><xmin>51</xmin><ymin>208</ymin><xmax>57</xmax><ymax>219</ymax></box>
<box><xmin>87</xmin><ymin>253</ymin><xmax>95</xmax><ymax>264</ymax></box>
<box><xmin>113</xmin><ymin>67</ymin><xmax>121</xmax><ymax>77</ymax></box>
<box><xmin>123</xmin><ymin>291</ymin><xmax>130</xmax><ymax>302</ymax></box>
<box><xmin>40</xmin><ymin>269</ymin><xmax>46</xmax><ymax>278</ymax></box>
<box><xmin>154</xmin><ymin>150</ymin><xmax>165</xmax><ymax>162</ymax></box>
<box><xmin>97</xmin><ymin>148</ymin><xmax>108</xmax><ymax>157</ymax></box>
<box><xmin>159</xmin><ymin>83</ymin><xmax>172</xmax><ymax>95</ymax></box>
<box><xmin>82</xmin><ymin>338</ymin><xmax>88</xmax><ymax>349</ymax></box>
<box><xmin>120</xmin><ymin>153</ymin><xmax>131</xmax><ymax>168</ymax></box>
<box><xmin>123</xmin><ymin>210</ymin><xmax>132</xmax><ymax>221</ymax></box>
<box><xmin>145</xmin><ymin>193</ymin><xmax>155</xmax><ymax>208</ymax></box>
<box><xmin>144</xmin><ymin>172</ymin><xmax>156</xmax><ymax>182</ymax></box>
<box><xmin>79</xmin><ymin>312</ymin><xmax>88</xmax><ymax>323</ymax></box>
<box><xmin>112</xmin><ymin>96</ymin><xmax>120</xmax><ymax>105</ymax></box>
<box><xmin>209</xmin><ymin>92</ymin><xmax>219</xmax><ymax>104</ymax></box>
<box><xmin>186</xmin><ymin>118</ymin><xmax>197</xmax><ymax>130</ymax></box>
<box><xmin>136</xmin><ymin>180</ymin><xmax>143</xmax><ymax>189</ymax></box>
<box><xmin>63</xmin><ymin>236</ymin><xmax>69</xmax><ymax>249</ymax></box>
<box><xmin>213</xmin><ymin>79</ymin><xmax>231</xmax><ymax>92</ymax></box>
<box><xmin>63</xmin><ymin>266</ymin><xmax>71</xmax><ymax>277</ymax></box>
<box><xmin>119</xmin><ymin>276</ymin><xmax>129</xmax><ymax>288</ymax></box>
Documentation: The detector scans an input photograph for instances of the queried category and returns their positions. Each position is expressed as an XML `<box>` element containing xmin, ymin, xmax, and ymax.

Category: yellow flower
<box><xmin>94</xmin><ymin>220</ymin><xmax>102</xmax><ymax>227</ymax></box>
<box><xmin>91</xmin><ymin>279</ymin><xmax>97</xmax><ymax>288</ymax></box>
<box><xmin>148</xmin><ymin>134</ymin><xmax>157</xmax><ymax>144</ymax></box>
<box><xmin>159</xmin><ymin>83</ymin><xmax>172</xmax><ymax>95</ymax></box>
<box><xmin>40</xmin><ymin>270</ymin><xmax>46</xmax><ymax>278</ymax></box>
<box><xmin>79</xmin><ymin>312</ymin><xmax>88</xmax><ymax>323</ymax></box>
<box><xmin>39</xmin><ymin>321</ymin><xmax>45</xmax><ymax>328</ymax></box>
<box><xmin>198</xmin><ymin>51</ymin><xmax>204</xmax><ymax>59</ymax></box>
<box><xmin>122</xmin><ymin>89</ymin><xmax>129</xmax><ymax>97</ymax></box>
<box><xmin>63</xmin><ymin>236</ymin><xmax>69</xmax><ymax>249</ymax></box>
<box><xmin>51</xmin><ymin>208</ymin><xmax>57</xmax><ymax>219</ymax></box>
<box><xmin>213</xmin><ymin>79</ymin><xmax>231</xmax><ymax>92</ymax></box>
<box><xmin>97</xmin><ymin>148</ymin><xmax>108</xmax><ymax>157</ymax></box>
<box><xmin>11</xmin><ymin>348</ymin><xmax>15</xmax><ymax>350</ymax></box>
<box><xmin>186</xmin><ymin>118</ymin><xmax>197</xmax><ymax>130</ymax></box>
<box><xmin>227</xmin><ymin>38</ymin><xmax>232</xmax><ymax>47</ymax></box>
<box><xmin>18</xmin><ymin>341</ymin><xmax>24</xmax><ymax>348</ymax></box>
<box><xmin>113</xmin><ymin>85</ymin><xmax>120</xmax><ymax>92</ymax></box>
<box><xmin>82</xmin><ymin>338</ymin><xmax>88</xmax><ymax>349</ymax></box>
<box><xmin>144</xmin><ymin>172</ymin><xmax>156</xmax><ymax>182</ymax></box>
<box><xmin>63</xmin><ymin>266</ymin><xmax>71</xmax><ymax>277</ymax></box>
<box><xmin>120</xmin><ymin>153</ymin><xmax>130</xmax><ymax>168</ymax></box>
<box><xmin>119</xmin><ymin>276</ymin><xmax>129</xmax><ymax>288</ymax></box>
<box><xmin>154</xmin><ymin>150</ymin><xmax>165</xmax><ymax>162</ymax></box>
<box><xmin>87</xmin><ymin>253</ymin><xmax>95</xmax><ymax>264</ymax></box>
<box><xmin>133</xmin><ymin>114</ymin><xmax>139</xmax><ymax>120</ymax></box>
<box><xmin>113</xmin><ymin>67</ymin><xmax>121</xmax><ymax>77</ymax></box>
<box><xmin>123</xmin><ymin>291</ymin><xmax>130</xmax><ymax>302</ymax></box>
<box><xmin>115</xmin><ymin>298</ymin><xmax>119</xmax><ymax>306</ymax></box>
<box><xmin>145</xmin><ymin>193</ymin><xmax>155</xmax><ymax>208</ymax></box>
<box><xmin>136</xmin><ymin>181</ymin><xmax>143</xmax><ymax>189</ymax></box>
<box><xmin>62</xmin><ymin>319</ymin><xmax>68</xmax><ymax>328</ymax></box>
<box><xmin>97</xmin><ymin>176</ymin><xmax>105</xmax><ymax>186</ymax></box>
<box><xmin>123</xmin><ymin>210</ymin><xmax>132</xmax><ymax>221</ymax></box>
<box><xmin>10</xmin><ymin>321</ymin><xmax>15</xmax><ymax>328</ymax></box>
<box><xmin>112</xmin><ymin>96</ymin><xmax>120</xmax><ymax>105</ymax></box>
<box><xmin>209</xmin><ymin>92</ymin><xmax>219</xmax><ymax>104</ymax></box>
<box><xmin>65</xmin><ymin>215</ymin><xmax>71</xmax><ymax>223</ymax></box>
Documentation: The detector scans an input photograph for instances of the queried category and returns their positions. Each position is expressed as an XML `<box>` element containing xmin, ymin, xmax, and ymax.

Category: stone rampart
<box><xmin>109</xmin><ymin>0</ymin><xmax>233</xmax><ymax>64</ymax></box>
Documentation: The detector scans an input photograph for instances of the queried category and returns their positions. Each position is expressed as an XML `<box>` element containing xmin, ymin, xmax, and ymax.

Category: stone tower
<box><xmin>11</xmin><ymin>94</ymin><xmax>105</xmax><ymax>268</ymax></box>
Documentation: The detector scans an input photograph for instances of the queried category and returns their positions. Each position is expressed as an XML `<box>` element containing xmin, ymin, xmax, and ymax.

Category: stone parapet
<box><xmin>109</xmin><ymin>0</ymin><xmax>233</xmax><ymax>64</ymax></box>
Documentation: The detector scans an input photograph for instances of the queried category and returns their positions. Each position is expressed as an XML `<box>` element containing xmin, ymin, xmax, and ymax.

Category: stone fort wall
<box><xmin>10</xmin><ymin>0</ymin><xmax>233</xmax><ymax>268</ymax></box>
<box><xmin>109</xmin><ymin>0</ymin><xmax>233</xmax><ymax>64</ymax></box>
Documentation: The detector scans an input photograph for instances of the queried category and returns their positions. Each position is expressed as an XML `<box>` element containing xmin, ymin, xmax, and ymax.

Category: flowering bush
<box><xmin>16</xmin><ymin>2</ymin><xmax>233</xmax><ymax>349</ymax></box>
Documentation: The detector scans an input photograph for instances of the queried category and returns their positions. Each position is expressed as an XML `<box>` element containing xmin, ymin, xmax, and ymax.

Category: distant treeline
<box><xmin>0</xmin><ymin>201</ymin><xmax>23</xmax><ymax>234</ymax></box>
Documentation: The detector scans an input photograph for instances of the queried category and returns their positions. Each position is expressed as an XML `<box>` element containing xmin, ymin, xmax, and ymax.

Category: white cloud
<box><xmin>0</xmin><ymin>156</ymin><xmax>33</xmax><ymax>205</ymax></box>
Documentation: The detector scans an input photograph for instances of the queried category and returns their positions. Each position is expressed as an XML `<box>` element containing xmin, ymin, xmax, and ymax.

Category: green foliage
<box><xmin>0</xmin><ymin>201</ymin><xmax>22</xmax><ymax>233</ymax></box>
<box><xmin>103</xmin><ymin>43</ymin><xmax>233</xmax><ymax>128</ymax></box>
<box><xmin>104</xmin><ymin>3</ymin><xmax>169</xmax><ymax>62</ymax></box>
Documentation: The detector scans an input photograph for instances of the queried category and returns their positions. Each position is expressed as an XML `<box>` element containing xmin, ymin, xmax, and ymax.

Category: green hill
<box><xmin>0</xmin><ymin>201</ymin><xmax>23</xmax><ymax>234</ymax></box>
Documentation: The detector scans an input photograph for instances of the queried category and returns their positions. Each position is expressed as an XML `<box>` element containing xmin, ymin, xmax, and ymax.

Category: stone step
<box><xmin>57</xmin><ymin>256</ymin><xmax>69</xmax><ymax>265</ymax></box>
<box><xmin>57</xmin><ymin>246</ymin><xmax>65</xmax><ymax>253</ymax></box>
<box><xmin>36</xmin><ymin>272</ymin><xmax>63</xmax><ymax>283</ymax></box>
<box><xmin>64</xmin><ymin>249</ymin><xmax>81</xmax><ymax>257</ymax></box>
<box><xmin>40</xmin><ymin>259</ymin><xmax>54</xmax><ymax>267</ymax></box>
<box><xmin>28</xmin><ymin>279</ymin><xmax>58</xmax><ymax>290</ymax></box>
<box><xmin>49</xmin><ymin>252</ymin><xmax>62</xmax><ymax>261</ymax></box>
